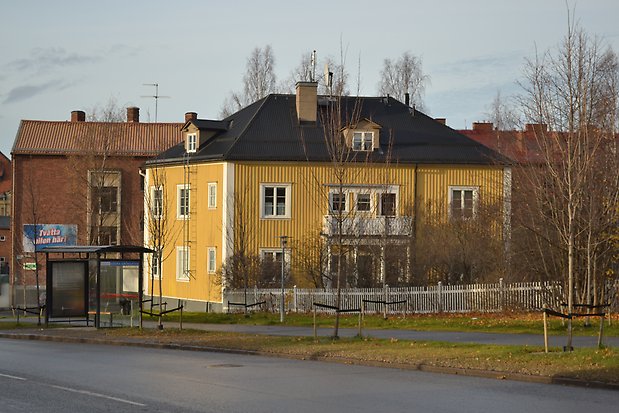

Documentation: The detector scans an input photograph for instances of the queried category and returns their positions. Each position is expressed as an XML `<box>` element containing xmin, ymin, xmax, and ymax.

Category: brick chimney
<box><xmin>127</xmin><ymin>107</ymin><xmax>140</xmax><ymax>123</ymax></box>
<box><xmin>185</xmin><ymin>112</ymin><xmax>197</xmax><ymax>123</ymax></box>
<box><xmin>434</xmin><ymin>118</ymin><xmax>446</xmax><ymax>125</ymax></box>
<box><xmin>472</xmin><ymin>122</ymin><xmax>493</xmax><ymax>132</ymax></box>
<box><xmin>525</xmin><ymin>123</ymin><xmax>547</xmax><ymax>133</ymax></box>
<box><xmin>295</xmin><ymin>81</ymin><xmax>318</xmax><ymax>123</ymax></box>
<box><xmin>71</xmin><ymin>110</ymin><xmax>86</xmax><ymax>122</ymax></box>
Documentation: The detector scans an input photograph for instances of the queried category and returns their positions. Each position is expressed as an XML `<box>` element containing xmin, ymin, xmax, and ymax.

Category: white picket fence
<box><xmin>224</xmin><ymin>280</ymin><xmax>569</xmax><ymax>314</ymax></box>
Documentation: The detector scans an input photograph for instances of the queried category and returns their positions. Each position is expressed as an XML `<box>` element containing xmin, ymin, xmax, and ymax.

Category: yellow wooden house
<box><xmin>144</xmin><ymin>82</ymin><xmax>510</xmax><ymax>311</ymax></box>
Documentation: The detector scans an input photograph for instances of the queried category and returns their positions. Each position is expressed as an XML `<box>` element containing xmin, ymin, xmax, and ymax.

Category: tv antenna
<box><xmin>141</xmin><ymin>83</ymin><xmax>170</xmax><ymax>122</ymax></box>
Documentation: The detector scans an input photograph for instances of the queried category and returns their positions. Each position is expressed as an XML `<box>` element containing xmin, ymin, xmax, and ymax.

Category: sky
<box><xmin>1</xmin><ymin>0</ymin><xmax>618</xmax><ymax>158</ymax></box>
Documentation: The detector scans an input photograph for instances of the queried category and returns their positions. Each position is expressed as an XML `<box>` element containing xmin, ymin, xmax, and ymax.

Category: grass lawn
<box><xmin>145</xmin><ymin>311</ymin><xmax>619</xmax><ymax>337</ymax></box>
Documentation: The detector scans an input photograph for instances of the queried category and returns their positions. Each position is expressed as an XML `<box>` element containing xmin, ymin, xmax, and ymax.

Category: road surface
<box><xmin>0</xmin><ymin>339</ymin><xmax>616</xmax><ymax>412</ymax></box>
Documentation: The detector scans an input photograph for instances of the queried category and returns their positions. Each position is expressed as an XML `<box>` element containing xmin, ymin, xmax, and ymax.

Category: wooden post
<box><xmin>313</xmin><ymin>305</ymin><xmax>317</xmax><ymax>340</ymax></box>
<box><xmin>598</xmin><ymin>313</ymin><xmax>604</xmax><ymax>349</ymax></box>
<box><xmin>358</xmin><ymin>301</ymin><xmax>363</xmax><ymax>337</ymax></box>
<box><xmin>179</xmin><ymin>299</ymin><xmax>183</xmax><ymax>331</ymax></box>
<box><xmin>543</xmin><ymin>306</ymin><xmax>549</xmax><ymax>353</ymax></box>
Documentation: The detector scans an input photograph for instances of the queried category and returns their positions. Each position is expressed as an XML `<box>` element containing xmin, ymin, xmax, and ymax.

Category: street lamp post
<box><xmin>279</xmin><ymin>235</ymin><xmax>289</xmax><ymax>323</ymax></box>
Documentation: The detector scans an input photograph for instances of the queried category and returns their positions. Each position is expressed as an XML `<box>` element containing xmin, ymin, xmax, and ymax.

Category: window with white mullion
<box><xmin>449</xmin><ymin>186</ymin><xmax>478</xmax><ymax>219</ymax></box>
<box><xmin>352</xmin><ymin>131</ymin><xmax>373</xmax><ymax>151</ymax></box>
<box><xmin>261</xmin><ymin>185</ymin><xmax>290</xmax><ymax>218</ymax></box>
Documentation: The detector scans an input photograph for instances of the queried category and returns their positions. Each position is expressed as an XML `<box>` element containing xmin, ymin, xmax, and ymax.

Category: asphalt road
<box><xmin>0</xmin><ymin>339</ymin><xmax>617</xmax><ymax>413</ymax></box>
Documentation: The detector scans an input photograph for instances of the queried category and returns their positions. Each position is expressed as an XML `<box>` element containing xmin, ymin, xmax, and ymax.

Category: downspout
<box><xmin>411</xmin><ymin>163</ymin><xmax>418</xmax><ymax>284</ymax></box>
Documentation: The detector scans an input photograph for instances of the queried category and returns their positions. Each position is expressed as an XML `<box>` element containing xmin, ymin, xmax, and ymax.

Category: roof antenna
<box><xmin>141</xmin><ymin>83</ymin><xmax>170</xmax><ymax>122</ymax></box>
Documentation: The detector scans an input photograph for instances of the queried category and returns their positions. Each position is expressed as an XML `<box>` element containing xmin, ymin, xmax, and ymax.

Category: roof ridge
<box><xmin>222</xmin><ymin>95</ymin><xmax>272</xmax><ymax>159</ymax></box>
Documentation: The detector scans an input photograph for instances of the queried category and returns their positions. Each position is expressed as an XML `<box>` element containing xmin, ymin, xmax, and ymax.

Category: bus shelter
<box><xmin>40</xmin><ymin>245</ymin><xmax>154</xmax><ymax>328</ymax></box>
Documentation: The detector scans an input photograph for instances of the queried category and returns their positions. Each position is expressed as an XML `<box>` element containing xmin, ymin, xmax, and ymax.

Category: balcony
<box><xmin>322</xmin><ymin>215</ymin><xmax>412</xmax><ymax>237</ymax></box>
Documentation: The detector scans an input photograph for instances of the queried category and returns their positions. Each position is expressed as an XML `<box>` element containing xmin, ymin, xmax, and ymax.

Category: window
<box><xmin>262</xmin><ymin>250</ymin><xmax>284</xmax><ymax>264</ymax></box>
<box><xmin>187</xmin><ymin>133</ymin><xmax>197</xmax><ymax>153</ymax></box>
<box><xmin>450</xmin><ymin>186</ymin><xmax>478</xmax><ymax>219</ymax></box>
<box><xmin>92</xmin><ymin>186</ymin><xmax>118</xmax><ymax>213</ymax></box>
<box><xmin>380</xmin><ymin>193</ymin><xmax>396</xmax><ymax>216</ymax></box>
<box><xmin>151</xmin><ymin>187</ymin><xmax>163</xmax><ymax>218</ymax></box>
<box><xmin>208</xmin><ymin>183</ymin><xmax>217</xmax><ymax>209</ymax></box>
<box><xmin>151</xmin><ymin>252</ymin><xmax>161</xmax><ymax>280</ymax></box>
<box><xmin>329</xmin><ymin>191</ymin><xmax>347</xmax><ymax>213</ymax></box>
<box><xmin>177</xmin><ymin>185</ymin><xmax>190</xmax><ymax>219</ymax></box>
<box><xmin>207</xmin><ymin>247</ymin><xmax>216</xmax><ymax>273</ymax></box>
<box><xmin>356</xmin><ymin>193</ymin><xmax>371</xmax><ymax>212</ymax></box>
<box><xmin>94</xmin><ymin>226</ymin><xmax>118</xmax><ymax>245</ymax></box>
<box><xmin>261</xmin><ymin>184</ymin><xmax>290</xmax><ymax>218</ymax></box>
<box><xmin>176</xmin><ymin>247</ymin><xmax>190</xmax><ymax>281</ymax></box>
<box><xmin>352</xmin><ymin>131</ymin><xmax>373</xmax><ymax>151</ymax></box>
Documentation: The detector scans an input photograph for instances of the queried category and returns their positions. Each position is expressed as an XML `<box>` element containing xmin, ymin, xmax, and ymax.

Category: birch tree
<box><xmin>519</xmin><ymin>20</ymin><xmax>619</xmax><ymax>348</ymax></box>
<box><xmin>221</xmin><ymin>45</ymin><xmax>278</xmax><ymax>117</ymax></box>
<box><xmin>378</xmin><ymin>52</ymin><xmax>429</xmax><ymax>109</ymax></box>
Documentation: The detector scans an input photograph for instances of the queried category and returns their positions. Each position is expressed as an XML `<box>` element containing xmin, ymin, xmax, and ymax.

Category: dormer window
<box><xmin>352</xmin><ymin>131</ymin><xmax>373</xmax><ymax>151</ymax></box>
<box><xmin>187</xmin><ymin>133</ymin><xmax>197</xmax><ymax>153</ymax></box>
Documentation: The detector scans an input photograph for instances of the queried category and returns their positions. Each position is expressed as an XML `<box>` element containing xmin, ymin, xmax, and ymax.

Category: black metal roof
<box><xmin>148</xmin><ymin>94</ymin><xmax>508</xmax><ymax>166</ymax></box>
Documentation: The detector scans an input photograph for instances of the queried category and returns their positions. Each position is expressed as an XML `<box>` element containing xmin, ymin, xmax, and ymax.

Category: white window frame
<box><xmin>151</xmin><ymin>186</ymin><xmax>163</xmax><ymax>218</ymax></box>
<box><xmin>449</xmin><ymin>186</ymin><xmax>479</xmax><ymax>220</ymax></box>
<box><xmin>151</xmin><ymin>251</ymin><xmax>161</xmax><ymax>280</ymax></box>
<box><xmin>187</xmin><ymin>133</ymin><xmax>197</xmax><ymax>153</ymax></box>
<box><xmin>0</xmin><ymin>236</ymin><xmax>5</xmax><ymax>242</ymax></box>
<box><xmin>352</xmin><ymin>131</ymin><xmax>374</xmax><ymax>151</ymax></box>
<box><xmin>260</xmin><ymin>184</ymin><xmax>291</xmax><ymax>219</ymax></box>
<box><xmin>355</xmin><ymin>192</ymin><xmax>372</xmax><ymax>213</ymax></box>
<box><xmin>177</xmin><ymin>184</ymin><xmax>190</xmax><ymax>220</ymax></box>
<box><xmin>328</xmin><ymin>190</ymin><xmax>349</xmax><ymax>214</ymax></box>
<box><xmin>207</xmin><ymin>247</ymin><xmax>216</xmax><ymax>273</ymax></box>
<box><xmin>176</xmin><ymin>246</ymin><xmax>190</xmax><ymax>281</ymax></box>
<box><xmin>207</xmin><ymin>182</ymin><xmax>217</xmax><ymax>209</ymax></box>
<box><xmin>260</xmin><ymin>248</ymin><xmax>290</xmax><ymax>267</ymax></box>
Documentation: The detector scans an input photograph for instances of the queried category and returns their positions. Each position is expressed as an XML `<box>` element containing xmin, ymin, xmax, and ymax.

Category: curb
<box><xmin>1</xmin><ymin>331</ymin><xmax>617</xmax><ymax>391</ymax></box>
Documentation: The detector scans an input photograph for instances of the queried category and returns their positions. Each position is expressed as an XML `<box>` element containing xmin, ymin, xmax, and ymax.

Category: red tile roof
<box><xmin>12</xmin><ymin>120</ymin><xmax>183</xmax><ymax>156</ymax></box>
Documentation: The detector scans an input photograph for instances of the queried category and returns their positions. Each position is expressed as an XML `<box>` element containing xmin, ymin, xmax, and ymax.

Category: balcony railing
<box><xmin>322</xmin><ymin>215</ymin><xmax>412</xmax><ymax>237</ymax></box>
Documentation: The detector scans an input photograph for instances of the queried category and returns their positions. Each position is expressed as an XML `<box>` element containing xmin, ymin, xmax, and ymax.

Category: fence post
<box><xmin>437</xmin><ymin>282</ymin><xmax>443</xmax><ymax>313</ymax></box>
<box><xmin>383</xmin><ymin>284</ymin><xmax>388</xmax><ymax>319</ymax></box>
<box><xmin>499</xmin><ymin>278</ymin><xmax>505</xmax><ymax>311</ymax></box>
<box><xmin>293</xmin><ymin>285</ymin><xmax>298</xmax><ymax>313</ymax></box>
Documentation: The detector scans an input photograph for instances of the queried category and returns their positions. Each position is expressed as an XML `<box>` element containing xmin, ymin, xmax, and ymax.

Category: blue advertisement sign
<box><xmin>23</xmin><ymin>224</ymin><xmax>78</xmax><ymax>252</ymax></box>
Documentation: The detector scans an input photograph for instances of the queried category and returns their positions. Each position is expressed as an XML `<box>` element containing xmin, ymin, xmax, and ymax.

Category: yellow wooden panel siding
<box><xmin>233</xmin><ymin>162</ymin><xmax>420</xmax><ymax>286</ymax></box>
<box><xmin>148</xmin><ymin>160</ymin><xmax>505</xmax><ymax>301</ymax></box>
<box><xmin>146</xmin><ymin>163</ymin><xmax>224</xmax><ymax>303</ymax></box>
<box><xmin>415</xmin><ymin>165</ymin><xmax>505</xmax><ymax>228</ymax></box>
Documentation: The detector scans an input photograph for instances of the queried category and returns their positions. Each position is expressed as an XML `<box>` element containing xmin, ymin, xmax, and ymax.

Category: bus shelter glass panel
<box><xmin>88</xmin><ymin>260</ymin><xmax>139</xmax><ymax>315</ymax></box>
<box><xmin>51</xmin><ymin>262</ymin><xmax>87</xmax><ymax>317</ymax></box>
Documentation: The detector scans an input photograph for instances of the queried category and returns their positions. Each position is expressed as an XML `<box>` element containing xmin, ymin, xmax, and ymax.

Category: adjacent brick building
<box><xmin>11</xmin><ymin>108</ymin><xmax>184</xmax><ymax>306</ymax></box>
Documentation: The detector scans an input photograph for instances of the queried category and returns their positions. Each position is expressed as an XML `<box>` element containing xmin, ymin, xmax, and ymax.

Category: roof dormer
<box><xmin>181</xmin><ymin>117</ymin><xmax>229</xmax><ymax>154</ymax></box>
<box><xmin>342</xmin><ymin>119</ymin><xmax>381</xmax><ymax>151</ymax></box>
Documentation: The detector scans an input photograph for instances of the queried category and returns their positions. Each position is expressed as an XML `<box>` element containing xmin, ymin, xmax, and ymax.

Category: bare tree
<box><xmin>486</xmin><ymin>90</ymin><xmax>521</xmax><ymax>131</ymax></box>
<box><xmin>21</xmin><ymin>172</ymin><xmax>44</xmax><ymax>324</ymax></box>
<box><xmin>86</xmin><ymin>97</ymin><xmax>127</xmax><ymax>122</ymax></box>
<box><xmin>144</xmin><ymin>165</ymin><xmax>181</xmax><ymax>327</ymax></box>
<box><xmin>519</xmin><ymin>18</ymin><xmax>619</xmax><ymax>348</ymax></box>
<box><xmin>378</xmin><ymin>52</ymin><xmax>429</xmax><ymax>109</ymax></box>
<box><xmin>220</xmin><ymin>45</ymin><xmax>278</xmax><ymax>117</ymax></box>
